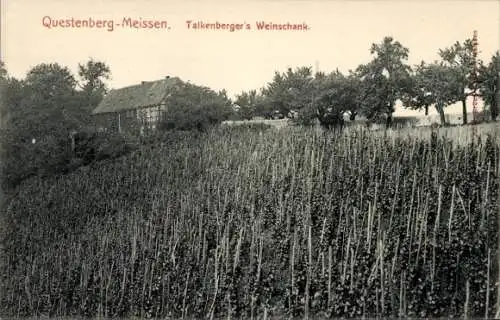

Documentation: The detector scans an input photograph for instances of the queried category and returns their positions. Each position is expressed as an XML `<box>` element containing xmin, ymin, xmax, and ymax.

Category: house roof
<box><xmin>92</xmin><ymin>76</ymin><xmax>183</xmax><ymax>114</ymax></box>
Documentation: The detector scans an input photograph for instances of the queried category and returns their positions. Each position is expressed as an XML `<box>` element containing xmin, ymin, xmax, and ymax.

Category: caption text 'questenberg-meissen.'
<box><xmin>41</xmin><ymin>16</ymin><xmax>310</xmax><ymax>32</ymax></box>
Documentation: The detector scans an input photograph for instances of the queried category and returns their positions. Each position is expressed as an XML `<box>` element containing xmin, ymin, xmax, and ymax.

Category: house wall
<box><xmin>137</xmin><ymin>104</ymin><xmax>168</xmax><ymax>127</ymax></box>
<box><xmin>94</xmin><ymin>111</ymin><xmax>137</xmax><ymax>134</ymax></box>
<box><xmin>94</xmin><ymin>104</ymin><xmax>168</xmax><ymax>135</ymax></box>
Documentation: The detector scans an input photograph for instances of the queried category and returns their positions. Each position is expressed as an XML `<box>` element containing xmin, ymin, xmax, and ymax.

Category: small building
<box><xmin>92</xmin><ymin>76</ymin><xmax>183</xmax><ymax>134</ymax></box>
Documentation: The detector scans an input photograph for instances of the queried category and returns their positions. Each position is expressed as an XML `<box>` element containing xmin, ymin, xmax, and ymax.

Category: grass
<box><xmin>0</xmin><ymin>123</ymin><xmax>499</xmax><ymax>319</ymax></box>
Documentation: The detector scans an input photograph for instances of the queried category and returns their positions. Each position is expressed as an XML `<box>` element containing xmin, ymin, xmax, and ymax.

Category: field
<box><xmin>0</xmin><ymin>122</ymin><xmax>499</xmax><ymax>319</ymax></box>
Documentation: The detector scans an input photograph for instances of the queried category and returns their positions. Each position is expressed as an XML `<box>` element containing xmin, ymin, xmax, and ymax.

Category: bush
<box><xmin>0</xmin><ymin>130</ymin><xmax>73</xmax><ymax>190</ymax></box>
<box><xmin>71</xmin><ymin>128</ymin><xmax>138</xmax><ymax>163</ymax></box>
<box><xmin>157</xmin><ymin>82</ymin><xmax>233</xmax><ymax>132</ymax></box>
<box><xmin>0</xmin><ymin>127</ymin><xmax>137</xmax><ymax>192</ymax></box>
<box><xmin>93</xmin><ymin>131</ymin><xmax>135</xmax><ymax>161</ymax></box>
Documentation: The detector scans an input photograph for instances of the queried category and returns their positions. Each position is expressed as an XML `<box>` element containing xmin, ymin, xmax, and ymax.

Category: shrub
<box><xmin>0</xmin><ymin>130</ymin><xmax>73</xmax><ymax>190</ymax></box>
<box><xmin>93</xmin><ymin>131</ymin><xmax>135</xmax><ymax>161</ymax></box>
<box><xmin>157</xmin><ymin>82</ymin><xmax>233</xmax><ymax>132</ymax></box>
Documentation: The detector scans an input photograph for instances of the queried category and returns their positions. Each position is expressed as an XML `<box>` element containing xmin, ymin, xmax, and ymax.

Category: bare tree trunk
<box><xmin>492</xmin><ymin>89</ymin><xmax>499</xmax><ymax>121</ymax></box>
<box><xmin>424</xmin><ymin>105</ymin><xmax>429</xmax><ymax>116</ymax></box>
<box><xmin>461</xmin><ymin>98</ymin><xmax>467</xmax><ymax>124</ymax></box>
<box><xmin>435</xmin><ymin>104</ymin><xmax>446</xmax><ymax>125</ymax></box>
<box><xmin>385</xmin><ymin>113</ymin><xmax>393</xmax><ymax>129</ymax></box>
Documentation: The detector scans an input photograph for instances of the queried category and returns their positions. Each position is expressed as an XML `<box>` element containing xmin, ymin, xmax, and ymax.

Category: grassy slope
<box><xmin>1</xmin><ymin>124</ymin><xmax>499</xmax><ymax>319</ymax></box>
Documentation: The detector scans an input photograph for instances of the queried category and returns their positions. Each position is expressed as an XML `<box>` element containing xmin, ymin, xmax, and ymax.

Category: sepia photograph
<box><xmin>0</xmin><ymin>0</ymin><xmax>499</xmax><ymax>319</ymax></box>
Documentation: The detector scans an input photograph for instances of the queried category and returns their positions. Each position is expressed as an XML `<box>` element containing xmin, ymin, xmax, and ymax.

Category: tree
<box><xmin>235</xmin><ymin>90</ymin><xmax>255</xmax><ymax>120</ymax></box>
<box><xmin>251</xmin><ymin>89</ymin><xmax>271</xmax><ymax>119</ymax></box>
<box><xmin>0</xmin><ymin>60</ymin><xmax>7</xmax><ymax>82</ymax></box>
<box><xmin>402</xmin><ymin>61</ymin><xmax>461</xmax><ymax>125</ymax></box>
<box><xmin>310</xmin><ymin>70</ymin><xmax>345</xmax><ymax>128</ymax></box>
<box><xmin>159</xmin><ymin>81</ymin><xmax>233</xmax><ymax>131</ymax></box>
<box><xmin>77</xmin><ymin>58</ymin><xmax>111</xmax><ymax>111</ymax></box>
<box><xmin>262</xmin><ymin>67</ymin><xmax>315</xmax><ymax>118</ymax></box>
<box><xmin>0</xmin><ymin>63</ymin><xmax>94</xmax><ymax>189</ymax></box>
<box><xmin>0</xmin><ymin>78</ymin><xmax>25</xmax><ymax>129</ymax></box>
<box><xmin>25</xmin><ymin>63</ymin><xmax>76</xmax><ymax>97</ymax></box>
<box><xmin>438</xmin><ymin>38</ymin><xmax>476</xmax><ymax>124</ymax></box>
<box><xmin>316</xmin><ymin>71</ymin><xmax>347</xmax><ymax>129</ymax></box>
<box><xmin>357</xmin><ymin>37</ymin><xmax>412</xmax><ymax>128</ymax></box>
<box><xmin>0</xmin><ymin>60</ymin><xmax>5</xmax><ymax>207</ymax></box>
<box><xmin>234</xmin><ymin>89</ymin><xmax>269</xmax><ymax>120</ymax></box>
<box><xmin>0</xmin><ymin>61</ymin><xmax>12</xmax><ymax>127</ymax></box>
<box><xmin>290</xmin><ymin>68</ymin><xmax>363</xmax><ymax>129</ymax></box>
<box><xmin>401</xmin><ymin>62</ymin><xmax>434</xmax><ymax>116</ymax></box>
<box><xmin>22</xmin><ymin>63</ymin><xmax>89</xmax><ymax>133</ymax></box>
<box><xmin>343</xmin><ymin>71</ymin><xmax>363</xmax><ymax>121</ymax></box>
<box><xmin>477</xmin><ymin>51</ymin><xmax>499</xmax><ymax>121</ymax></box>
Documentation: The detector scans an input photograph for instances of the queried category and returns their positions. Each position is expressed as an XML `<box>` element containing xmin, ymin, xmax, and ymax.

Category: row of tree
<box><xmin>235</xmin><ymin>36</ymin><xmax>499</xmax><ymax>127</ymax></box>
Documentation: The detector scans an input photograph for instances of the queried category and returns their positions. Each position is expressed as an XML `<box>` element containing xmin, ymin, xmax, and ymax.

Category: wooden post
<box><xmin>118</xmin><ymin>113</ymin><xmax>121</xmax><ymax>133</ymax></box>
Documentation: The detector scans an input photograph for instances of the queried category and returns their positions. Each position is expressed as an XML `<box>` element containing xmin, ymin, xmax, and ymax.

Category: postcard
<box><xmin>1</xmin><ymin>0</ymin><xmax>499</xmax><ymax>319</ymax></box>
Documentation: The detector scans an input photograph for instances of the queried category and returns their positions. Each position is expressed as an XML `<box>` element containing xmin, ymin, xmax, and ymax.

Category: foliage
<box><xmin>72</xmin><ymin>129</ymin><xmax>136</xmax><ymax>163</ymax></box>
<box><xmin>402</xmin><ymin>61</ymin><xmax>462</xmax><ymax>125</ymax></box>
<box><xmin>477</xmin><ymin>51</ymin><xmax>499</xmax><ymax>121</ymax></box>
<box><xmin>261</xmin><ymin>67</ymin><xmax>315</xmax><ymax>117</ymax></box>
<box><xmin>1</xmin><ymin>125</ymin><xmax>498</xmax><ymax>319</ymax></box>
<box><xmin>438</xmin><ymin>38</ymin><xmax>477</xmax><ymax>124</ymax></box>
<box><xmin>297</xmin><ymin>70</ymin><xmax>344</xmax><ymax>128</ymax></box>
<box><xmin>401</xmin><ymin>62</ymin><xmax>435</xmax><ymax>116</ymax></box>
<box><xmin>260</xmin><ymin>67</ymin><xmax>363</xmax><ymax>129</ymax></box>
<box><xmin>77</xmin><ymin>58</ymin><xmax>111</xmax><ymax>110</ymax></box>
<box><xmin>0</xmin><ymin>60</ymin><xmax>111</xmax><ymax>191</ymax></box>
<box><xmin>356</xmin><ymin>37</ymin><xmax>412</xmax><ymax>127</ymax></box>
<box><xmin>234</xmin><ymin>89</ymin><xmax>267</xmax><ymax>120</ymax></box>
<box><xmin>1</xmin><ymin>35</ymin><xmax>500</xmax><ymax>319</ymax></box>
<box><xmin>93</xmin><ymin>131</ymin><xmax>135</xmax><ymax>161</ymax></box>
<box><xmin>0</xmin><ymin>63</ymin><xmax>78</xmax><ymax>189</ymax></box>
<box><xmin>0</xmin><ymin>60</ymin><xmax>7</xmax><ymax>81</ymax></box>
<box><xmin>314</xmin><ymin>70</ymin><xmax>362</xmax><ymax>129</ymax></box>
<box><xmin>158</xmin><ymin>82</ymin><xmax>233</xmax><ymax>132</ymax></box>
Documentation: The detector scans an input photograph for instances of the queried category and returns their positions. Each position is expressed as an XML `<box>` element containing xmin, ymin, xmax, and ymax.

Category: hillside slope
<box><xmin>1</xmin><ymin>125</ymin><xmax>499</xmax><ymax>319</ymax></box>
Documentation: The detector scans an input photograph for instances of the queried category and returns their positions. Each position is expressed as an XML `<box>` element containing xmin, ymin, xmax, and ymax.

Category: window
<box><xmin>150</xmin><ymin>107</ymin><xmax>159</xmax><ymax>123</ymax></box>
<box><xmin>138</xmin><ymin>109</ymin><xmax>147</xmax><ymax>123</ymax></box>
<box><xmin>145</xmin><ymin>108</ymin><xmax>153</xmax><ymax>123</ymax></box>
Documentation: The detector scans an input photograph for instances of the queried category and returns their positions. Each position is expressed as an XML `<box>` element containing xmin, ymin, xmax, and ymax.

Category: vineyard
<box><xmin>0</xmin><ymin>123</ymin><xmax>499</xmax><ymax>319</ymax></box>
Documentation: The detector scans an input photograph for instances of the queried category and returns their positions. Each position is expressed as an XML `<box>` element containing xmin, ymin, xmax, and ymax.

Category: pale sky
<box><xmin>2</xmin><ymin>0</ymin><xmax>499</xmax><ymax>116</ymax></box>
